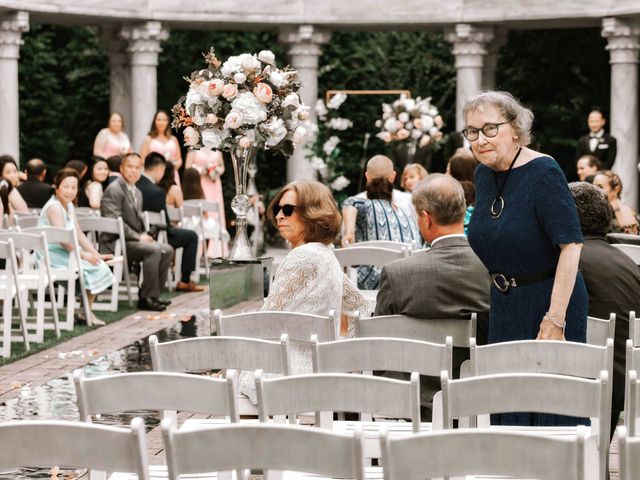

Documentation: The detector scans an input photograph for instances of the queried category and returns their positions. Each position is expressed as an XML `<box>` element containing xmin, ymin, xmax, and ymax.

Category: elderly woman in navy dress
<box><xmin>464</xmin><ymin>91</ymin><xmax>588</xmax><ymax>427</ymax></box>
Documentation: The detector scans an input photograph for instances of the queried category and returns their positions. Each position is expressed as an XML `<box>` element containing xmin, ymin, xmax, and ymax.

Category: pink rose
<box><xmin>183</xmin><ymin>126</ymin><xmax>200</xmax><ymax>147</ymax></box>
<box><xmin>253</xmin><ymin>83</ymin><xmax>273</xmax><ymax>104</ymax></box>
<box><xmin>238</xmin><ymin>136</ymin><xmax>252</xmax><ymax>149</ymax></box>
<box><xmin>206</xmin><ymin>113</ymin><xmax>218</xmax><ymax>124</ymax></box>
<box><xmin>395</xmin><ymin>120</ymin><xmax>404</xmax><ymax>131</ymax></box>
<box><xmin>222</xmin><ymin>83</ymin><xmax>238</xmax><ymax>100</ymax></box>
<box><xmin>419</xmin><ymin>135</ymin><xmax>431</xmax><ymax>147</ymax></box>
<box><xmin>223</xmin><ymin>110</ymin><xmax>243</xmax><ymax>129</ymax></box>
<box><xmin>413</xmin><ymin>118</ymin><xmax>423</xmax><ymax>130</ymax></box>
<box><xmin>434</xmin><ymin>115</ymin><xmax>444</xmax><ymax>128</ymax></box>
<box><xmin>396</xmin><ymin>128</ymin><xmax>410</xmax><ymax>140</ymax></box>
<box><xmin>209</xmin><ymin>79</ymin><xmax>224</xmax><ymax>96</ymax></box>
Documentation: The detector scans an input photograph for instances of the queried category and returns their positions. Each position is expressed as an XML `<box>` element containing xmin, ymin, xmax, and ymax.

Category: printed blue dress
<box><xmin>467</xmin><ymin>156</ymin><xmax>588</xmax><ymax>427</ymax></box>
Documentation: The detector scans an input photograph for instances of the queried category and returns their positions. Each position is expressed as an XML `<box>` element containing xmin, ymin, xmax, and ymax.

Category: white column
<box><xmin>482</xmin><ymin>28</ymin><xmax>507</xmax><ymax>91</ymax></box>
<box><xmin>120</xmin><ymin>22</ymin><xmax>169</xmax><ymax>153</ymax></box>
<box><xmin>445</xmin><ymin>24</ymin><xmax>494</xmax><ymax>131</ymax></box>
<box><xmin>0</xmin><ymin>11</ymin><xmax>28</xmax><ymax>164</ymax></box>
<box><xmin>279</xmin><ymin>25</ymin><xmax>331</xmax><ymax>182</ymax></box>
<box><xmin>602</xmin><ymin>17</ymin><xmax>640</xmax><ymax>209</ymax></box>
<box><xmin>102</xmin><ymin>26</ymin><xmax>131</xmax><ymax>138</ymax></box>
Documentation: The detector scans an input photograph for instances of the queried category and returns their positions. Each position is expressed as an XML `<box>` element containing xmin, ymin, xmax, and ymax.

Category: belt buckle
<box><xmin>491</xmin><ymin>273</ymin><xmax>511</xmax><ymax>293</ymax></box>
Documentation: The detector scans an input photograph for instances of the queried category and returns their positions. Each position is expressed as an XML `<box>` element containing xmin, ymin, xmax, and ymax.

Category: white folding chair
<box><xmin>441</xmin><ymin>370</ymin><xmax>609</xmax><ymax>480</ymax></box>
<box><xmin>0</xmin><ymin>231</ymin><xmax>61</xmax><ymax>342</ymax></box>
<box><xmin>149</xmin><ymin>333</ymin><xmax>290</xmax><ymax>417</ymax></box>
<box><xmin>0</xmin><ymin>418</ymin><xmax>149</xmax><ymax>480</ymax></box>
<box><xmin>144</xmin><ymin>209</ymin><xmax>179</xmax><ymax>289</ymax></box>
<box><xmin>380</xmin><ymin>426</ymin><xmax>588</xmax><ymax>480</ymax></box>
<box><xmin>75</xmin><ymin>207</ymin><xmax>101</xmax><ymax>217</ymax></box>
<box><xmin>23</xmin><ymin>226</ymin><xmax>92</xmax><ymax>329</ymax></box>
<box><xmin>77</xmin><ymin>215</ymin><xmax>133</xmax><ymax>309</ymax></box>
<box><xmin>625</xmin><ymin>370</ymin><xmax>640</xmax><ymax>436</ymax></box>
<box><xmin>619</xmin><ymin>425</ymin><xmax>640</xmax><ymax>480</ymax></box>
<box><xmin>184</xmin><ymin>199</ymin><xmax>226</xmax><ymax>278</ymax></box>
<box><xmin>12</xmin><ymin>213</ymin><xmax>40</xmax><ymax>230</ymax></box>
<box><xmin>612</xmin><ymin>243</ymin><xmax>640</xmax><ymax>265</ymax></box>
<box><xmin>354</xmin><ymin>240</ymin><xmax>416</xmax><ymax>252</ymax></box>
<box><xmin>162</xmin><ymin>421</ymin><xmax>365</xmax><ymax>480</ymax></box>
<box><xmin>0</xmin><ymin>239</ymin><xmax>29</xmax><ymax>357</ymax></box>
<box><xmin>587</xmin><ymin>313</ymin><xmax>616</xmax><ymax>346</ymax></box>
<box><xmin>628</xmin><ymin>310</ymin><xmax>639</xmax><ymax>347</ymax></box>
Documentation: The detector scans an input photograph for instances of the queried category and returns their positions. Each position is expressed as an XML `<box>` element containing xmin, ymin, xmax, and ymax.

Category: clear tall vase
<box><xmin>228</xmin><ymin>147</ymin><xmax>256</xmax><ymax>260</ymax></box>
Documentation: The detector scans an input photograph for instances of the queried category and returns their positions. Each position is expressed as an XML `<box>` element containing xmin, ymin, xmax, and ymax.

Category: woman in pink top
<box><xmin>140</xmin><ymin>110</ymin><xmax>182</xmax><ymax>185</ymax></box>
<box><xmin>93</xmin><ymin>113</ymin><xmax>132</xmax><ymax>158</ymax></box>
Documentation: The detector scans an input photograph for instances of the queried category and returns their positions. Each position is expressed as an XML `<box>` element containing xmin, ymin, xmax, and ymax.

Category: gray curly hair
<box><xmin>462</xmin><ymin>91</ymin><xmax>534</xmax><ymax>146</ymax></box>
<box><xmin>568</xmin><ymin>181</ymin><xmax>612</xmax><ymax>236</ymax></box>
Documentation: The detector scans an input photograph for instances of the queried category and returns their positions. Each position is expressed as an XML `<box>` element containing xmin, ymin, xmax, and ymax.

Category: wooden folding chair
<box><xmin>380</xmin><ymin>426</ymin><xmax>587</xmax><ymax>480</ymax></box>
<box><xmin>0</xmin><ymin>239</ymin><xmax>29</xmax><ymax>357</ymax></box>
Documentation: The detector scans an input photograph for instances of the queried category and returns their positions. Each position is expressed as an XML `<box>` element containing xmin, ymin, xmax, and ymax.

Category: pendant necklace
<box><xmin>491</xmin><ymin>146</ymin><xmax>523</xmax><ymax>219</ymax></box>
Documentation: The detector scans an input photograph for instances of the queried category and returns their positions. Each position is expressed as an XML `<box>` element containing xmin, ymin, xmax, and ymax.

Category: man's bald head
<box><xmin>26</xmin><ymin>158</ymin><xmax>47</xmax><ymax>180</ymax></box>
<box><xmin>365</xmin><ymin>155</ymin><xmax>396</xmax><ymax>183</ymax></box>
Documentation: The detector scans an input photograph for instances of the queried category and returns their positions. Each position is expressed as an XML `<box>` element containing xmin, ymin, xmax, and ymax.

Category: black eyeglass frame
<box><xmin>272</xmin><ymin>204</ymin><xmax>297</xmax><ymax>217</ymax></box>
<box><xmin>461</xmin><ymin>122</ymin><xmax>508</xmax><ymax>142</ymax></box>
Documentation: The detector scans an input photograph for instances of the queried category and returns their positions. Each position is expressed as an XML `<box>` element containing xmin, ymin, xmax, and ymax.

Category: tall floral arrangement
<box><xmin>375</xmin><ymin>94</ymin><xmax>444</xmax><ymax>148</ymax></box>
<box><xmin>307</xmin><ymin>93</ymin><xmax>353</xmax><ymax>198</ymax></box>
<box><xmin>172</xmin><ymin>48</ymin><xmax>309</xmax><ymax>156</ymax></box>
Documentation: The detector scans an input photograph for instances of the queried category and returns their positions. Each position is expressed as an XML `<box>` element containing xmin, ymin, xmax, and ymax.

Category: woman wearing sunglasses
<box><xmin>238</xmin><ymin>180</ymin><xmax>367</xmax><ymax>404</ymax></box>
<box><xmin>464</xmin><ymin>91</ymin><xmax>587</xmax><ymax>427</ymax></box>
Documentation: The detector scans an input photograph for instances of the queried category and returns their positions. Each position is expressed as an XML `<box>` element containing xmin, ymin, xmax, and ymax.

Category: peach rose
<box><xmin>209</xmin><ymin>79</ymin><xmax>224</xmax><ymax>96</ymax></box>
<box><xmin>223</xmin><ymin>110</ymin><xmax>243</xmax><ymax>129</ymax></box>
<box><xmin>238</xmin><ymin>136</ymin><xmax>252</xmax><ymax>149</ymax></box>
<box><xmin>253</xmin><ymin>83</ymin><xmax>273</xmax><ymax>104</ymax></box>
<box><xmin>222</xmin><ymin>83</ymin><xmax>238</xmax><ymax>100</ymax></box>
<box><xmin>183</xmin><ymin>126</ymin><xmax>200</xmax><ymax>147</ymax></box>
<box><xmin>206</xmin><ymin>113</ymin><xmax>218</xmax><ymax>124</ymax></box>
<box><xmin>419</xmin><ymin>135</ymin><xmax>431</xmax><ymax>147</ymax></box>
<box><xmin>396</xmin><ymin>128</ymin><xmax>410</xmax><ymax>140</ymax></box>
<box><xmin>413</xmin><ymin>118</ymin><xmax>423</xmax><ymax>130</ymax></box>
<box><xmin>434</xmin><ymin>115</ymin><xmax>444</xmax><ymax>128</ymax></box>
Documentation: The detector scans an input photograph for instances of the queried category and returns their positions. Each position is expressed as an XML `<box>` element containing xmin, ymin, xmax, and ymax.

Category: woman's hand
<box><xmin>80</xmin><ymin>251</ymin><xmax>101</xmax><ymax>265</ymax></box>
<box><xmin>100</xmin><ymin>253</ymin><xmax>113</xmax><ymax>261</ymax></box>
<box><xmin>536</xmin><ymin>314</ymin><xmax>566</xmax><ymax>341</ymax></box>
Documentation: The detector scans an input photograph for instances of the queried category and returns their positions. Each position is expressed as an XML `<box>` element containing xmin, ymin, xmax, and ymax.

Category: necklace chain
<box><xmin>490</xmin><ymin>146</ymin><xmax>523</xmax><ymax>219</ymax></box>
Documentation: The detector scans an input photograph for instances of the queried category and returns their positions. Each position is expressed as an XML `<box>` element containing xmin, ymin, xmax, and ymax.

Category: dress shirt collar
<box><xmin>589</xmin><ymin>129</ymin><xmax>604</xmax><ymax>138</ymax></box>
<box><xmin>430</xmin><ymin>233</ymin><xmax>467</xmax><ymax>246</ymax></box>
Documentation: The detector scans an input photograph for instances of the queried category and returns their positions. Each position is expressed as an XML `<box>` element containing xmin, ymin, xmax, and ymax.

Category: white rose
<box><xmin>258</xmin><ymin>50</ymin><xmax>276</xmax><ymax>65</ymax></box>
<box><xmin>185</xmin><ymin>88</ymin><xmax>204</xmax><ymax>110</ymax></box>
<box><xmin>382</xmin><ymin>104</ymin><xmax>392</xmax><ymax>114</ymax></box>
<box><xmin>375</xmin><ymin>119</ymin><xmax>382</xmax><ymax>128</ymax></box>
<box><xmin>268</xmin><ymin>70</ymin><xmax>286</xmax><ymax>88</ymax></box>
<box><xmin>223</xmin><ymin>110</ymin><xmax>243</xmax><ymax>130</ymax></box>
<box><xmin>398</xmin><ymin>112</ymin><xmax>410</xmax><ymax>123</ymax></box>
<box><xmin>282</xmin><ymin>93</ymin><xmax>301</xmax><ymax>110</ymax></box>
<box><xmin>262</xmin><ymin>117</ymin><xmax>288</xmax><ymax>147</ymax></box>
<box><xmin>233</xmin><ymin>72</ymin><xmax>247</xmax><ymax>84</ymax></box>
<box><xmin>191</xmin><ymin>105</ymin><xmax>207</xmax><ymax>126</ymax></box>
<box><xmin>221</xmin><ymin>55</ymin><xmax>242</xmax><ymax>78</ymax></box>
<box><xmin>231</xmin><ymin>91</ymin><xmax>268</xmax><ymax>125</ymax></box>
<box><xmin>330</xmin><ymin>175</ymin><xmax>350</xmax><ymax>191</ymax></box>
<box><xmin>206</xmin><ymin>113</ymin><xmax>218</xmax><ymax>124</ymax></box>
<box><xmin>429</xmin><ymin>126</ymin><xmax>439</xmax><ymax>136</ymax></box>
<box><xmin>420</xmin><ymin>115</ymin><xmax>434</xmax><ymax>131</ymax></box>
<box><xmin>323</xmin><ymin>136</ymin><xmax>340</xmax><ymax>156</ymax></box>
<box><xmin>377</xmin><ymin>131</ymin><xmax>392</xmax><ymax>143</ymax></box>
<box><xmin>241</xmin><ymin>54</ymin><xmax>262</xmax><ymax>73</ymax></box>
<box><xmin>183</xmin><ymin>126</ymin><xmax>200</xmax><ymax>147</ymax></box>
<box><xmin>411</xmin><ymin>128</ymin><xmax>423</xmax><ymax>140</ymax></box>
<box><xmin>429</xmin><ymin>106</ymin><xmax>438</xmax><ymax>117</ymax></box>
<box><xmin>327</xmin><ymin>92</ymin><xmax>347</xmax><ymax>110</ymax></box>
<box><xmin>315</xmin><ymin>99</ymin><xmax>328</xmax><ymax>120</ymax></box>
<box><xmin>292</xmin><ymin>126</ymin><xmax>307</xmax><ymax>146</ymax></box>
<box><xmin>238</xmin><ymin>136</ymin><xmax>253</xmax><ymax>149</ymax></box>
<box><xmin>201</xmin><ymin>128</ymin><xmax>226</xmax><ymax>149</ymax></box>
<box><xmin>384</xmin><ymin>117</ymin><xmax>398</xmax><ymax>133</ymax></box>
<box><xmin>328</xmin><ymin>118</ymin><xmax>353</xmax><ymax>131</ymax></box>
<box><xmin>298</xmin><ymin>110</ymin><xmax>310</xmax><ymax>121</ymax></box>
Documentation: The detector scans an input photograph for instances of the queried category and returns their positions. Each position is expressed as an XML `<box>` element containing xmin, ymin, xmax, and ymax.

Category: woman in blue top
<box><xmin>464</xmin><ymin>91</ymin><xmax>588</xmax><ymax>427</ymax></box>
<box><xmin>39</xmin><ymin>168</ymin><xmax>114</xmax><ymax>326</ymax></box>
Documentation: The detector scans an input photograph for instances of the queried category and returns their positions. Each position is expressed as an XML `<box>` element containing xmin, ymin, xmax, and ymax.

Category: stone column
<box><xmin>102</xmin><ymin>26</ymin><xmax>131</xmax><ymax>138</ymax></box>
<box><xmin>445</xmin><ymin>24</ymin><xmax>494</xmax><ymax>131</ymax></box>
<box><xmin>0</xmin><ymin>11</ymin><xmax>28</xmax><ymax>164</ymax></box>
<box><xmin>602</xmin><ymin>17</ymin><xmax>640</xmax><ymax>209</ymax></box>
<box><xmin>279</xmin><ymin>25</ymin><xmax>331</xmax><ymax>182</ymax></box>
<box><xmin>120</xmin><ymin>22</ymin><xmax>169</xmax><ymax>153</ymax></box>
<box><xmin>482</xmin><ymin>28</ymin><xmax>507</xmax><ymax>91</ymax></box>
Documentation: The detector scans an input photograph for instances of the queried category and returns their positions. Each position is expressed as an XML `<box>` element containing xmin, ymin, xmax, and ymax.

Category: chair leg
<box><xmin>47</xmin><ymin>274</ymin><xmax>61</xmax><ymax>338</ymax></box>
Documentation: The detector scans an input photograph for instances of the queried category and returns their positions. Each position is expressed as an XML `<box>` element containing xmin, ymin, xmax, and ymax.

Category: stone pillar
<box><xmin>602</xmin><ymin>17</ymin><xmax>640</xmax><ymax>209</ymax></box>
<box><xmin>120</xmin><ymin>22</ymin><xmax>169</xmax><ymax>153</ymax></box>
<box><xmin>279</xmin><ymin>25</ymin><xmax>331</xmax><ymax>182</ymax></box>
<box><xmin>445</xmin><ymin>24</ymin><xmax>494</xmax><ymax>131</ymax></box>
<box><xmin>482</xmin><ymin>28</ymin><xmax>507</xmax><ymax>91</ymax></box>
<box><xmin>102</xmin><ymin>26</ymin><xmax>131</xmax><ymax>138</ymax></box>
<box><xmin>0</xmin><ymin>11</ymin><xmax>28</xmax><ymax>164</ymax></box>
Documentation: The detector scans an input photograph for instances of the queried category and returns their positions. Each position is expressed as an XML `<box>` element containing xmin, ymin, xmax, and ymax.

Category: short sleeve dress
<box><xmin>468</xmin><ymin>156</ymin><xmax>588</xmax><ymax>426</ymax></box>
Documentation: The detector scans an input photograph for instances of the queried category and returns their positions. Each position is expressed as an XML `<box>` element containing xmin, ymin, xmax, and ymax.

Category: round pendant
<box><xmin>491</xmin><ymin>195</ymin><xmax>504</xmax><ymax>219</ymax></box>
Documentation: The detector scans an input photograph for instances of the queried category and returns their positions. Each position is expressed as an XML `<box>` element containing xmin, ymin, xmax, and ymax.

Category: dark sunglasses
<box><xmin>272</xmin><ymin>204</ymin><xmax>297</xmax><ymax>217</ymax></box>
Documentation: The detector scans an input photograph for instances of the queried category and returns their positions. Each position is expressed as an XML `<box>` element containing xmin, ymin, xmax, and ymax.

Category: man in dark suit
<box><xmin>375</xmin><ymin>174</ymin><xmax>490</xmax><ymax>419</ymax></box>
<box><xmin>100</xmin><ymin>153</ymin><xmax>173</xmax><ymax>312</ymax></box>
<box><xmin>576</xmin><ymin>109</ymin><xmax>617</xmax><ymax>169</ymax></box>
<box><xmin>570</xmin><ymin>181</ymin><xmax>640</xmax><ymax>439</ymax></box>
<box><xmin>137</xmin><ymin>152</ymin><xmax>203</xmax><ymax>292</ymax></box>
<box><xmin>16</xmin><ymin>158</ymin><xmax>53</xmax><ymax>208</ymax></box>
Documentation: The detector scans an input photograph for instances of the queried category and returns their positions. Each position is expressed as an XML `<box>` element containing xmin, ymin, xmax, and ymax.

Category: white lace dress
<box><xmin>239</xmin><ymin>242</ymin><xmax>368</xmax><ymax>403</ymax></box>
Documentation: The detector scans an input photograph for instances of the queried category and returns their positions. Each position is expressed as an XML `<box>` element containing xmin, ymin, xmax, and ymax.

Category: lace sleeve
<box><xmin>263</xmin><ymin>251</ymin><xmax>321</xmax><ymax>312</ymax></box>
<box><xmin>341</xmin><ymin>273</ymin><xmax>368</xmax><ymax>337</ymax></box>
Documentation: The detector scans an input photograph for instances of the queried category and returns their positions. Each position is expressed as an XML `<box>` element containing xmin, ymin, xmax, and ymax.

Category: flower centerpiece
<box><xmin>375</xmin><ymin>94</ymin><xmax>444</xmax><ymax>155</ymax></box>
<box><xmin>172</xmin><ymin>48</ymin><xmax>308</xmax><ymax>260</ymax></box>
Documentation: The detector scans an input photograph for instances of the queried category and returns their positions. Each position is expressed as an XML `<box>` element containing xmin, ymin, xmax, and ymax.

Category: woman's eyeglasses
<box><xmin>272</xmin><ymin>204</ymin><xmax>297</xmax><ymax>217</ymax></box>
<box><xmin>461</xmin><ymin>122</ymin><xmax>507</xmax><ymax>142</ymax></box>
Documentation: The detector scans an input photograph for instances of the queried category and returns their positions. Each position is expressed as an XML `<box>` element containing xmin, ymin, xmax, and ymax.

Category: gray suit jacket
<box><xmin>100</xmin><ymin>176</ymin><xmax>146</xmax><ymax>253</ymax></box>
<box><xmin>375</xmin><ymin>235</ymin><xmax>491</xmax><ymax>335</ymax></box>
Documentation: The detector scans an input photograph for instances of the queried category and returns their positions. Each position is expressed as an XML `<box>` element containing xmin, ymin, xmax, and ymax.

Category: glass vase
<box><xmin>228</xmin><ymin>147</ymin><xmax>255</xmax><ymax>260</ymax></box>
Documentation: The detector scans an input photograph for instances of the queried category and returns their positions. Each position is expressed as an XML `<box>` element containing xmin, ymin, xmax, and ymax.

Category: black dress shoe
<box><xmin>152</xmin><ymin>297</ymin><xmax>172</xmax><ymax>307</ymax></box>
<box><xmin>137</xmin><ymin>297</ymin><xmax>166</xmax><ymax>312</ymax></box>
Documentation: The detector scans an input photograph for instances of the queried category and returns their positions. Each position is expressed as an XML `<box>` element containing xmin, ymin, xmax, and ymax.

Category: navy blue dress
<box><xmin>468</xmin><ymin>156</ymin><xmax>588</xmax><ymax>426</ymax></box>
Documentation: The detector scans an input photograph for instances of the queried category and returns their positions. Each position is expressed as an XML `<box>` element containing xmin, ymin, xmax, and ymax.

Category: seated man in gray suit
<box><xmin>100</xmin><ymin>153</ymin><xmax>174</xmax><ymax>312</ymax></box>
<box><xmin>375</xmin><ymin>173</ymin><xmax>490</xmax><ymax>420</ymax></box>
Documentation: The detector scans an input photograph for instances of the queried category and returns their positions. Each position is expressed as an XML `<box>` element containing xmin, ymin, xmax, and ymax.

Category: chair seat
<box><xmin>105</xmin><ymin>255</ymin><xmax>124</xmax><ymax>267</ymax></box>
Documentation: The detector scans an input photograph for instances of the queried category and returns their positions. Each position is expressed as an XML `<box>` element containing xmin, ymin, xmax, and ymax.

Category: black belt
<box><xmin>490</xmin><ymin>268</ymin><xmax>555</xmax><ymax>294</ymax></box>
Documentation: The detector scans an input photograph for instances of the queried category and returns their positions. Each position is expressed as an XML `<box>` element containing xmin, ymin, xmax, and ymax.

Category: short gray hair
<box><xmin>568</xmin><ymin>181</ymin><xmax>612</xmax><ymax>236</ymax></box>
<box><xmin>462</xmin><ymin>91</ymin><xmax>534</xmax><ymax>146</ymax></box>
<box><xmin>413</xmin><ymin>174</ymin><xmax>466</xmax><ymax>226</ymax></box>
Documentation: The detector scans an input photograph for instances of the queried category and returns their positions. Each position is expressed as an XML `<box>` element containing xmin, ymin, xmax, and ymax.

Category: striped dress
<box><xmin>38</xmin><ymin>197</ymin><xmax>114</xmax><ymax>295</ymax></box>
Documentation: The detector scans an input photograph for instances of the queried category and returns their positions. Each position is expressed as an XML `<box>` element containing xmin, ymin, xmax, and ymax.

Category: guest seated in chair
<box><xmin>0</xmin><ymin>155</ymin><xmax>29</xmax><ymax>216</ymax></box>
<box><xmin>101</xmin><ymin>153</ymin><xmax>174</xmax><ymax>312</ymax></box>
<box><xmin>38</xmin><ymin>168</ymin><xmax>114</xmax><ymax>326</ymax></box>
<box><xmin>17</xmin><ymin>158</ymin><xmax>53</xmax><ymax>209</ymax></box>
<box><xmin>570</xmin><ymin>181</ymin><xmax>640</xmax><ymax>439</ymax></box>
<box><xmin>375</xmin><ymin>174</ymin><xmax>490</xmax><ymax>420</ymax></box>
<box><xmin>137</xmin><ymin>152</ymin><xmax>203</xmax><ymax>292</ymax></box>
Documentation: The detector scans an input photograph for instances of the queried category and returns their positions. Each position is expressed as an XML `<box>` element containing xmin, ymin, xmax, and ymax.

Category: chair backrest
<box><xmin>162</xmin><ymin>421</ymin><xmax>365</xmax><ymax>480</ymax></box>
<box><xmin>354</xmin><ymin>240</ymin><xmax>415</xmax><ymax>252</ymax></box>
<box><xmin>183</xmin><ymin>199</ymin><xmax>221</xmax><ymax>213</ymax></box>
<box><xmin>0</xmin><ymin>231</ymin><xmax>50</xmax><ymax>271</ymax></box>
<box><xmin>167</xmin><ymin>206</ymin><xmax>183</xmax><ymax>223</ymax></box>
<box><xmin>356</xmin><ymin>312</ymin><xmax>476</xmax><ymax>347</ymax></box>
<box><xmin>612</xmin><ymin>243</ymin><xmax>640</xmax><ymax>265</ymax></box>
<box><xmin>312</xmin><ymin>336</ymin><xmax>452</xmax><ymax>378</ymax></box>
<box><xmin>628</xmin><ymin>311</ymin><xmax>639</xmax><ymax>347</ymax></box>
<box><xmin>334</xmin><ymin>246</ymin><xmax>407</xmax><ymax>268</ymax></box>
<box><xmin>619</xmin><ymin>425</ymin><xmax>640</xmax><ymax>480</ymax></box>
<box><xmin>181</xmin><ymin>203</ymin><xmax>201</xmax><ymax>219</ymax></box>
<box><xmin>22</xmin><ymin>226</ymin><xmax>76</xmax><ymax>246</ymax></box>
<box><xmin>73</xmin><ymin>370</ymin><xmax>239</xmax><ymax>423</ymax></box>
<box><xmin>0</xmin><ymin>418</ymin><xmax>149</xmax><ymax>480</ymax></box>
<box><xmin>149</xmin><ymin>334</ymin><xmax>291</xmax><ymax>375</ymax></box>
<box><xmin>75</xmin><ymin>207</ymin><xmax>101</xmax><ymax>217</ymax></box>
<box><xmin>380</xmin><ymin>427</ymin><xmax>586</xmax><ymax>480</ymax></box>
<box><xmin>13</xmin><ymin>213</ymin><xmax>39</xmax><ymax>230</ymax></box>
<box><xmin>77</xmin><ymin>215</ymin><xmax>123</xmax><ymax>235</ymax></box>
<box><xmin>587</xmin><ymin>313</ymin><xmax>616</xmax><ymax>346</ymax></box>
<box><xmin>256</xmin><ymin>371</ymin><xmax>421</xmax><ymax>431</ymax></box>
<box><xmin>625</xmin><ymin>370</ymin><xmax>640</xmax><ymax>436</ymax></box>
<box><xmin>215</xmin><ymin>309</ymin><xmax>337</xmax><ymax>342</ymax></box>
<box><xmin>143</xmin><ymin>210</ymin><xmax>167</xmax><ymax>230</ymax></box>
<box><xmin>606</xmin><ymin>232</ymin><xmax>640</xmax><ymax>244</ymax></box>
